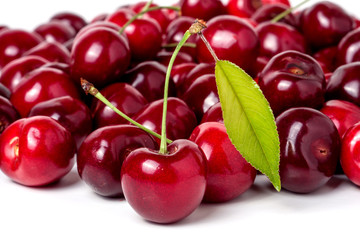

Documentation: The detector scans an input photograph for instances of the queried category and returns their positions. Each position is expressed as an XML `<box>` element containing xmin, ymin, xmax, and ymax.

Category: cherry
<box><xmin>312</xmin><ymin>46</ymin><xmax>337</xmax><ymax>73</ymax></box>
<box><xmin>77</xmin><ymin>125</ymin><xmax>158</xmax><ymax>197</ymax></box>
<box><xmin>341</xmin><ymin>122</ymin><xmax>360</xmax><ymax>186</ymax></box>
<box><xmin>276</xmin><ymin>107</ymin><xmax>341</xmax><ymax>193</ymax></box>
<box><xmin>28</xmin><ymin>96</ymin><xmax>92</xmax><ymax>150</ymax></box>
<box><xmin>123</xmin><ymin>61</ymin><xmax>176</xmax><ymax>102</ymax></box>
<box><xmin>196</xmin><ymin>15</ymin><xmax>259</xmax><ymax>76</ymax></box>
<box><xmin>200</xmin><ymin>102</ymin><xmax>223</xmax><ymax>124</ymax></box>
<box><xmin>0</xmin><ymin>55</ymin><xmax>48</xmax><ymax>93</ymax></box>
<box><xmin>226</xmin><ymin>0</ymin><xmax>262</xmax><ymax>18</ymax></box>
<box><xmin>300</xmin><ymin>1</ymin><xmax>355</xmax><ymax>50</ymax></box>
<box><xmin>170</xmin><ymin>62</ymin><xmax>197</xmax><ymax>90</ymax></box>
<box><xmin>182</xmin><ymin>74</ymin><xmax>219</xmax><ymax>122</ymax></box>
<box><xmin>189</xmin><ymin>122</ymin><xmax>256</xmax><ymax>203</ymax></box>
<box><xmin>179</xmin><ymin>0</ymin><xmax>226</xmax><ymax>21</ymax></box>
<box><xmin>91</xmin><ymin>82</ymin><xmax>147</xmax><ymax>128</ymax></box>
<box><xmin>10</xmin><ymin>67</ymin><xmax>81</xmax><ymax>117</ymax></box>
<box><xmin>34</xmin><ymin>20</ymin><xmax>76</xmax><ymax>44</ymax></box>
<box><xmin>336</xmin><ymin>28</ymin><xmax>360</xmax><ymax>66</ymax></box>
<box><xmin>23</xmin><ymin>41</ymin><xmax>71</xmax><ymax>64</ymax></box>
<box><xmin>326</xmin><ymin>62</ymin><xmax>360</xmax><ymax>105</ymax></box>
<box><xmin>0</xmin><ymin>83</ymin><xmax>11</xmax><ymax>99</ymax></box>
<box><xmin>70</xmin><ymin>27</ymin><xmax>131</xmax><ymax>88</ymax></box>
<box><xmin>258</xmin><ymin>50</ymin><xmax>325</xmax><ymax>116</ymax></box>
<box><xmin>156</xmin><ymin>50</ymin><xmax>193</xmax><ymax>68</ymax></box>
<box><xmin>76</xmin><ymin>22</ymin><xmax>122</xmax><ymax>41</ymax></box>
<box><xmin>106</xmin><ymin>8</ymin><xmax>135</xmax><ymax>28</ymax></box>
<box><xmin>0</xmin><ymin>96</ymin><xmax>19</xmax><ymax>134</ymax></box>
<box><xmin>121</xmin><ymin>139</ymin><xmax>207</xmax><ymax>223</ymax></box>
<box><xmin>0</xmin><ymin>29</ymin><xmax>43</xmax><ymax>69</ymax></box>
<box><xmin>0</xmin><ymin>116</ymin><xmax>76</xmax><ymax>186</ymax></box>
<box><xmin>133</xmin><ymin>97</ymin><xmax>197</xmax><ymax>144</ymax></box>
<box><xmin>262</xmin><ymin>0</ymin><xmax>290</xmax><ymax>5</ymax></box>
<box><xmin>50</xmin><ymin>12</ymin><xmax>87</xmax><ymax>33</ymax></box>
<box><xmin>251</xmin><ymin>3</ymin><xmax>297</xmax><ymax>27</ymax></box>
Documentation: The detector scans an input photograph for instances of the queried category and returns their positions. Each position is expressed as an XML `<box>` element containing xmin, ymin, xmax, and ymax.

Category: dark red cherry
<box><xmin>200</xmin><ymin>102</ymin><xmax>223</xmax><ymax>124</ymax></box>
<box><xmin>91</xmin><ymin>82</ymin><xmax>147</xmax><ymax>129</ymax></box>
<box><xmin>180</xmin><ymin>0</ymin><xmax>226</xmax><ymax>21</ymax></box>
<box><xmin>258</xmin><ymin>50</ymin><xmax>325</xmax><ymax>116</ymax></box>
<box><xmin>50</xmin><ymin>12</ymin><xmax>87</xmax><ymax>33</ymax></box>
<box><xmin>336</xmin><ymin>28</ymin><xmax>360</xmax><ymax>66</ymax></box>
<box><xmin>10</xmin><ymin>67</ymin><xmax>81</xmax><ymax>117</ymax></box>
<box><xmin>123</xmin><ymin>61</ymin><xmax>176</xmax><ymax>102</ymax></box>
<box><xmin>70</xmin><ymin>27</ymin><xmax>131</xmax><ymax>88</ymax></box>
<box><xmin>0</xmin><ymin>83</ymin><xmax>11</xmax><ymax>99</ymax></box>
<box><xmin>189</xmin><ymin>122</ymin><xmax>256</xmax><ymax>203</ymax></box>
<box><xmin>277</xmin><ymin>107</ymin><xmax>341</xmax><ymax>193</ymax></box>
<box><xmin>312</xmin><ymin>46</ymin><xmax>337</xmax><ymax>73</ymax></box>
<box><xmin>170</xmin><ymin>62</ymin><xmax>197</xmax><ymax>90</ymax></box>
<box><xmin>121</xmin><ymin>139</ymin><xmax>207</xmax><ymax>223</ymax></box>
<box><xmin>0</xmin><ymin>29</ymin><xmax>42</xmax><ymax>69</ymax></box>
<box><xmin>23</xmin><ymin>41</ymin><xmax>70</xmax><ymax>64</ymax></box>
<box><xmin>196</xmin><ymin>15</ymin><xmax>259</xmax><ymax>75</ymax></box>
<box><xmin>300</xmin><ymin>1</ymin><xmax>355</xmax><ymax>49</ymax></box>
<box><xmin>182</xmin><ymin>74</ymin><xmax>219</xmax><ymax>121</ymax></box>
<box><xmin>0</xmin><ymin>96</ymin><xmax>19</xmax><ymax>134</ymax></box>
<box><xmin>226</xmin><ymin>0</ymin><xmax>262</xmax><ymax>18</ymax></box>
<box><xmin>0</xmin><ymin>55</ymin><xmax>48</xmax><ymax>93</ymax></box>
<box><xmin>75</xmin><ymin>22</ymin><xmax>122</xmax><ymax>41</ymax></box>
<box><xmin>155</xmin><ymin>50</ymin><xmax>194</xmax><ymax>68</ymax></box>
<box><xmin>77</xmin><ymin>125</ymin><xmax>158</xmax><ymax>197</ymax></box>
<box><xmin>251</xmin><ymin>3</ymin><xmax>297</xmax><ymax>27</ymax></box>
<box><xmin>133</xmin><ymin>97</ymin><xmax>197</xmax><ymax>144</ymax></box>
<box><xmin>106</xmin><ymin>8</ymin><xmax>135</xmax><ymax>28</ymax></box>
<box><xmin>28</xmin><ymin>96</ymin><xmax>92</xmax><ymax>150</ymax></box>
<box><xmin>262</xmin><ymin>0</ymin><xmax>290</xmax><ymax>5</ymax></box>
<box><xmin>34</xmin><ymin>20</ymin><xmax>76</xmax><ymax>44</ymax></box>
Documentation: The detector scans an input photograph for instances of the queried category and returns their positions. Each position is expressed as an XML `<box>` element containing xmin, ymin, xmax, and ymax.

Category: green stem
<box><xmin>159</xmin><ymin>30</ymin><xmax>192</xmax><ymax>154</ymax></box>
<box><xmin>162</xmin><ymin>42</ymin><xmax>197</xmax><ymax>49</ymax></box>
<box><xmin>80</xmin><ymin>78</ymin><xmax>172</xmax><ymax>144</ymax></box>
<box><xmin>271</xmin><ymin>0</ymin><xmax>310</xmax><ymax>23</ymax></box>
<box><xmin>120</xmin><ymin>6</ymin><xmax>180</xmax><ymax>34</ymax></box>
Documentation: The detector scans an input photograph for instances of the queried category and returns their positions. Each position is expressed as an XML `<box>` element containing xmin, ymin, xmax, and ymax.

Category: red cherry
<box><xmin>189</xmin><ymin>122</ymin><xmax>256</xmax><ymax>203</ymax></box>
<box><xmin>336</xmin><ymin>28</ymin><xmax>360</xmax><ymax>66</ymax></box>
<box><xmin>106</xmin><ymin>8</ymin><xmax>135</xmax><ymax>28</ymax></box>
<box><xmin>121</xmin><ymin>139</ymin><xmax>207</xmax><ymax>223</ymax></box>
<box><xmin>251</xmin><ymin>3</ymin><xmax>297</xmax><ymax>27</ymax></box>
<box><xmin>180</xmin><ymin>0</ymin><xmax>226</xmax><ymax>21</ymax></box>
<box><xmin>227</xmin><ymin>0</ymin><xmax>262</xmax><ymax>18</ymax></box>
<box><xmin>170</xmin><ymin>62</ymin><xmax>197</xmax><ymax>90</ymax></box>
<box><xmin>155</xmin><ymin>50</ymin><xmax>194</xmax><ymax>68</ymax></box>
<box><xmin>200</xmin><ymin>102</ymin><xmax>223</xmax><ymax>124</ymax></box>
<box><xmin>312</xmin><ymin>46</ymin><xmax>338</xmax><ymax>73</ymax></box>
<box><xmin>34</xmin><ymin>20</ymin><xmax>76</xmax><ymax>44</ymax></box>
<box><xmin>0</xmin><ymin>96</ymin><xmax>19</xmax><ymax>134</ymax></box>
<box><xmin>50</xmin><ymin>12</ymin><xmax>87</xmax><ymax>33</ymax></box>
<box><xmin>0</xmin><ymin>116</ymin><xmax>76</xmax><ymax>186</ymax></box>
<box><xmin>23</xmin><ymin>41</ymin><xmax>70</xmax><ymax>64</ymax></box>
<box><xmin>0</xmin><ymin>83</ymin><xmax>11</xmax><ymax>99</ymax></box>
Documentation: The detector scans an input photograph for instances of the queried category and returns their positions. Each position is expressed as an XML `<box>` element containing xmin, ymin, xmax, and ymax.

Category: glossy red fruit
<box><xmin>75</xmin><ymin>21</ymin><xmax>122</xmax><ymax>41</ymax></box>
<box><xmin>0</xmin><ymin>96</ymin><xmax>19</xmax><ymax>134</ymax></box>
<box><xmin>28</xmin><ymin>96</ymin><xmax>92</xmax><ymax>149</ymax></box>
<box><xmin>258</xmin><ymin>50</ymin><xmax>325</xmax><ymax>116</ymax></box>
<box><xmin>106</xmin><ymin>8</ymin><xmax>135</xmax><ymax>28</ymax></box>
<box><xmin>180</xmin><ymin>0</ymin><xmax>225</xmax><ymax>21</ymax></box>
<box><xmin>23</xmin><ymin>41</ymin><xmax>70</xmax><ymax>64</ymax></box>
<box><xmin>50</xmin><ymin>12</ymin><xmax>87</xmax><ymax>33</ymax></box>
<box><xmin>121</xmin><ymin>139</ymin><xmax>207</xmax><ymax>223</ymax></box>
<box><xmin>0</xmin><ymin>83</ymin><xmax>11</xmax><ymax>99</ymax></box>
<box><xmin>10</xmin><ymin>67</ymin><xmax>81</xmax><ymax>117</ymax></box>
<box><xmin>0</xmin><ymin>116</ymin><xmax>76</xmax><ymax>186</ymax></box>
<box><xmin>77</xmin><ymin>125</ymin><xmax>158</xmax><ymax>197</ymax></box>
<box><xmin>196</xmin><ymin>15</ymin><xmax>259</xmax><ymax>75</ymax></box>
<box><xmin>251</xmin><ymin>3</ymin><xmax>297</xmax><ymax>26</ymax></box>
<box><xmin>320</xmin><ymin>100</ymin><xmax>360</xmax><ymax>139</ymax></box>
<box><xmin>0</xmin><ymin>29</ymin><xmax>43</xmax><ymax>68</ymax></box>
<box><xmin>91</xmin><ymin>83</ymin><xmax>147</xmax><ymax>128</ymax></box>
<box><xmin>341</xmin><ymin>122</ymin><xmax>360</xmax><ymax>186</ymax></box>
<box><xmin>190</xmin><ymin>122</ymin><xmax>256</xmax><ymax>203</ymax></box>
<box><xmin>336</xmin><ymin>28</ymin><xmax>360</xmax><ymax>66</ymax></box>
<box><xmin>170</xmin><ymin>62</ymin><xmax>197</xmax><ymax>90</ymax></box>
<box><xmin>277</xmin><ymin>107</ymin><xmax>341</xmax><ymax>193</ymax></box>
<box><xmin>200</xmin><ymin>102</ymin><xmax>223</xmax><ymax>124</ymax></box>
<box><xmin>34</xmin><ymin>20</ymin><xmax>76</xmax><ymax>44</ymax></box>
<box><xmin>227</xmin><ymin>0</ymin><xmax>262</xmax><ymax>18</ymax></box>
<box><xmin>133</xmin><ymin>97</ymin><xmax>197</xmax><ymax>144</ymax></box>
<box><xmin>155</xmin><ymin>50</ymin><xmax>193</xmax><ymax>68</ymax></box>
<box><xmin>0</xmin><ymin>55</ymin><xmax>48</xmax><ymax>93</ymax></box>
<box><xmin>312</xmin><ymin>46</ymin><xmax>337</xmax><ymax>73</ymax></box>
<box><xmin>300</xmin><ymin>1</ymin><xmax>355</xmax><ymax>49</ymax></box>
<box><xmin>262</xmin><ymin>0</ymin><xmax>290</xmax><ymax>5</ymax></box>
<box><xmin>70</xmin><ymin>27</ymin><xmax>131</xmax><ymax>88</ymax></box>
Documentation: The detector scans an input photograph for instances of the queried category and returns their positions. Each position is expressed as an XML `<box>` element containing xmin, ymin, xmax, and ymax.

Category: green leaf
<box><xmin>215</xmin><ymin>60</ymin><xmax>281</xmax><ymax>191</ymax></box>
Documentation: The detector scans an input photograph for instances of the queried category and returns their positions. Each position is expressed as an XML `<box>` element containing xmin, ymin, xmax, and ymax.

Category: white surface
<box><xmin>1</xmin><ymin>0</ymin><xmax>360</xmax><ymax>239</ymax></box>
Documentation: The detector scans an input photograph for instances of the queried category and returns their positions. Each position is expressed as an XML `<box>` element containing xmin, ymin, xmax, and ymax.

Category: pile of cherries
<box><xmin>1</xmin><ymin>0</ymin><xmax>360</xmax><ymax>224</ymax></box>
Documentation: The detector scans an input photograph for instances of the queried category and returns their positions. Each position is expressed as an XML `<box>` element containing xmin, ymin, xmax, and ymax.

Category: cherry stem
<box><xmin>119</xmin><ymin>6</ymin><xmax>180</xmax><ymax>34</ymax></box>
<box><xmin>80</xmin><ymin>78</ymin><xmax>172</xmax><ymax>144</ymax></box>
<box><xmin>271</xmin><ymin>0</ymin><xmax>310</xmax><ymax>23</ymax></box>
<box><xmin>193</xmin><ymin>19</ymin><xmax>220</xmax><ymax>63</ymax></box>
<box><xmin>162</xmin><ymin>42</ymin><xmax>197</xmax><ymax>48</ymax></box>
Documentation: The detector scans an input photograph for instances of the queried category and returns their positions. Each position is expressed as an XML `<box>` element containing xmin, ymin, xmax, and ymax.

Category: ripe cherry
<box><xmin>0</xmin><ymin>96</ymin><xmax>19</xmax><ymax>134</ymax></box>
<box><xmin>180</xmin><ymin>0</ymin><xmax>226</xmax><ymax>21</ymax></box>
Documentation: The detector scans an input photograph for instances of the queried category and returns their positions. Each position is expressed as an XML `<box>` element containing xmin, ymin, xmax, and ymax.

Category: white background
<box><xmin>1</xmin><ymin>1</ymin><xmax>360</xmax><ymax>240</ymax></box>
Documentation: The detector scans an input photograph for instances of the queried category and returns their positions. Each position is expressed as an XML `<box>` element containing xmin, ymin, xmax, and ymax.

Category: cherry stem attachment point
<box><xmin>193</xmin><ymin>19</ymin><xmax>220</xmax><ymax>63</ymax></box>
<box><xmin>80</xmin><ymin>78</ymin><xmax>172</xmax><ymax>144</ymax></box>
<box><xmin>271</xmin><ymin>0</ymin><xmax>310</xmax><ymax>23</ymax></box>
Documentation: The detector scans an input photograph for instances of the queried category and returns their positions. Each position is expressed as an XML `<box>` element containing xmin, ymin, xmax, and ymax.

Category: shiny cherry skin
<box><xmin>251</xmin><ymin>3</ymin><xmax>297</xmax><ymax>27</ymax></box>
<box><xmin>300</xmin><ymin>1</ymin><xmax>355</xmax><ymax>50</ymax></box>
<box><xmin>182</xmin><ymin>74</ymin><xmax>219</xmax><ymax>122</ymax></box>
<box><xmin>276</xmin><ymin>107</ymin><xmax>341</xmax><ymax>193</ymax></box>
<box><xmin>77</xmin><ymin>125</ymin><xmax>158</xmax><ymax>197</ymax></box>
<box><xmin>70</xmin><ymin>27</ymin><xmax>131</xmax><ymax>88</ymax></box>
<box><xmin>28</xmin><ymin>96</ymin><xmax>92</xmax><ymax>150</ymax></box>
<box><xmin>50</xmin><ymin>12</ymin><xmax>87</xmax><ymax>33</ymax></box>
<box><xmin>75</xmin><ymin>21</ymin><xmax>122</xmax><ymax>41</ymax></box>
<box><xmin>262</xmin><ymin>0</ymin><xmax>290</xmax><ymax>5</ymax></box>
<box><xmin>258</xmin><ymin>50</ymin><xmax>325</xmax><ymax>116</ymax></box>
<box><xmin>121</xmin><ymin>139</ymin><xmax>207</xmax><ymax>223</ymax></box>
<box><xmin>133</xmin><ymin>97</ymin><xmax>197</xmax><ymax>144</ymax></box>
<box><xmin>23</xmin><ymin>41</ymin><xmax>70</xmax><ymax>64</ymax></box>
<box><xmin>180</xmin><ymin>0</ymin><xmax>225</xmax><ymax>21</ymax></box>
<box><xmin>123</xmin><ymin>61</ymin><xmax>176</xmax><ymax>102</ymax></box>
<box><xmin>320</xmin><ymin>100</ymin><xmax>360</xmax><ymax>139</ymax></box>
<box><xmin>0</xmin><ymin>29</ymin><xmax>42</xmax><ymax>69</ymax></box>
<box><xmin>196</xmin><ymin>15</ymin><xmax>259</xmax><ymax>75</ymax></box>
<box><xmin>200</xmin><ymin>102</ymin><xmax>223</xmax><ymax>124</ymax></box>
<box><xmin>189</xmin><ymin>122</ymin><xmax>256</xmax><ymax>203</ymax></box>
<box><xmin>10</xmin><ymin>67</ymin><xmax>81</xmax><ymax>117</ymax></box>
<box><xmin>0</xmin><ymin>116</ymin><xmax>76</xmax><ymax>186</ymax></box>
<box><xmin>326</xmin><ymin>62</ymin><xmax>360</xmax><ymax>105</ymax></box>
<box><xmin>336</xmin><ymin>28</ymin><xmax>360</xmax><ymax>66</ymax></box>
<box><xmin>91</xmin><ymin>82</ymin><xmax>147</xmax><ymax>128</ymax></box>
<box><xmin>256</xmin><ymin>22</ymin><xmax>307</xmax><ymax>59</ymax></box>
<box><xmin>0</xmin><ymin>96</ymin><xmax>19</xmax><ymax>134</ymax></box>
<box><xmin>106</xmin><ymin>8</ymin><xmax>135</xmax><ymax>28</ymax></box>
<box><xmin>312</xmin><ymin>46</ymin><xmax>337</xmax><ymax>73</ymax></box>
<box><xmin>156</xmin><ymin>50</ymin><xmax>194</xmax><ymax>68</ymax></box>
<box><xmin>170</xmin><ymin>62</ymin><xmax>197</xmax><ymax>90</ymax></box>
<box><xmin>226</xmin><ymin>0</ymin><xmax>262</xmax><ymax>18</ymax></box>
<box><xmin>0</xmin><ymin>55</ymin><xmax>48</xmax><ymax>93</ymax></box>
<box><xmin>34</xmin><ymin>20</ymin><xmax>76</xmax><ymax>44</ymax></box>
<box><xmin>341</xmin><ymin>122</ymin><xmax>360</xmax><ymax>186</ymax></box>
